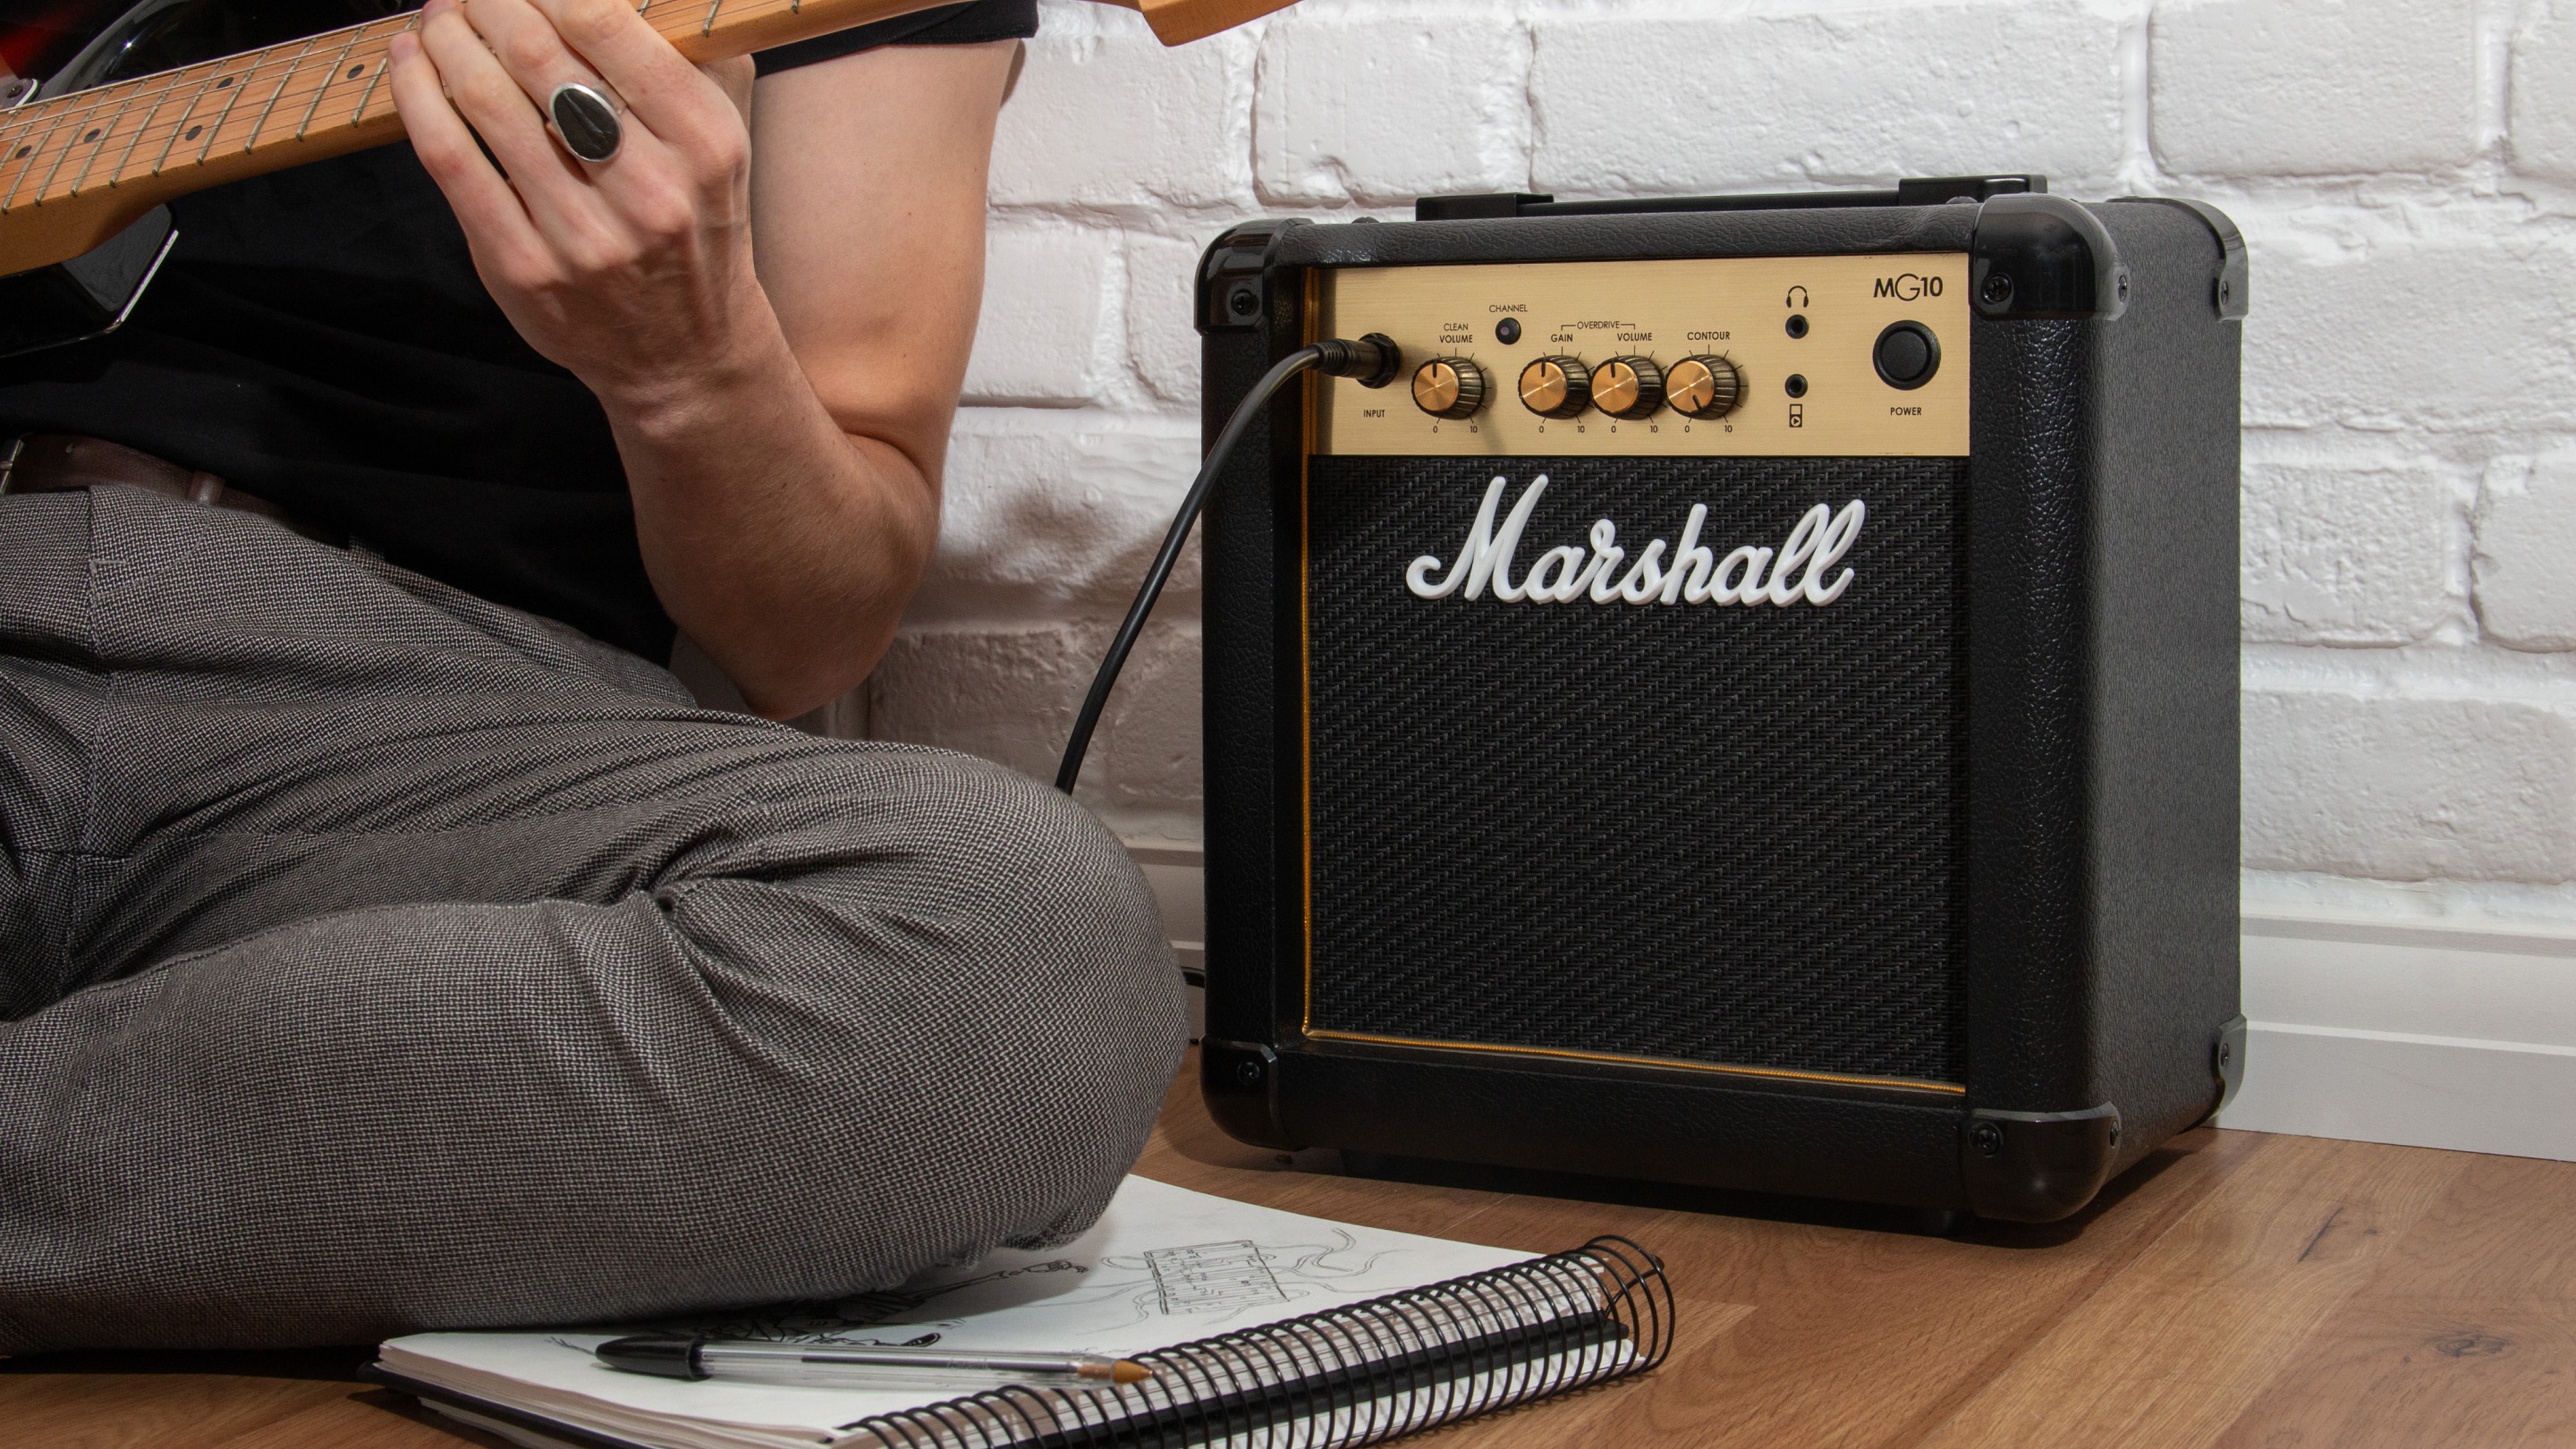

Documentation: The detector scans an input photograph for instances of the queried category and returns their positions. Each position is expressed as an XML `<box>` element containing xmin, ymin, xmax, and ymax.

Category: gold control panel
<box><xmin>1310</xmin><ymin>254</ymin><xmax>1970</xmax><ymax>457</ymax></box>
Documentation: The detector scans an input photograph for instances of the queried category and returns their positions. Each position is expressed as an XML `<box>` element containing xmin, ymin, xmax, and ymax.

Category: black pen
<box><xmin>596</xmin><ymin>1335</ymin><xmax>1153</xmax><ymax>1390</ymax></box>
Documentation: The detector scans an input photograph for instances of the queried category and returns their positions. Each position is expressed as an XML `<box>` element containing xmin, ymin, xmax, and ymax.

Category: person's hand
<box><xmin>388</xmin><ymin>0</ymin><xmax>769</xmax><ymax>416</ymax></box>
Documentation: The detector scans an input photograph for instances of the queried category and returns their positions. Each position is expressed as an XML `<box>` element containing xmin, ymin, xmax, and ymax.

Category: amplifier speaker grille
<box><xmin>1302</xmin><ymin>455</ymin><xmax>1971</xmax><ymax>1084</ymax></box>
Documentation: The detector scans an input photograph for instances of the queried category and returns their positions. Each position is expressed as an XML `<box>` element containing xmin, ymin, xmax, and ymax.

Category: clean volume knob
<box><xmin>1517</xmin><ymin>356</ymin><xmax>1591</xmax><ymax>418</ymax></box>
<box><xmin>1589</xmin><ymin>356</ymin><xmax>1665</xmax><ymax>419</ymax></box>
<box><xmin>1667</xmin><ymin>355</ymin><xmax>1744</xmax><ymax>419</ymax></box>
<box><xmin>1411</xmin><ymin>358</ymin><xmax>1487</xmax><ymax>419</ymax></box>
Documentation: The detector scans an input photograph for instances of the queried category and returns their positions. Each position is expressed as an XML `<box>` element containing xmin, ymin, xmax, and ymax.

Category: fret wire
<box><xmin>0</xmin><ymin>99</ymin><xmax>51</xmax><ymax>163</ymax></box>
<box><xmin>105</xmin><ymin>69</ymin><xmax>195</xmax><ymax>189</ymax></box>
<box><xmin>33</xmin><ymin>100</ymin><xmax>97</xmax><ymax>199</ymax></box>
<box><xmin>242</xmin><ymin>35</ymin><xmax>326</xmax><ymax>154</ymax></box>
<box><xmin>148</xmin><ymin>61</ymin><xmax>235</xmax><ymax>176</ymax></box>
<box><xmin>348</xmin><ymin>47</ymin><xmax>394</xmax><ymax>126</ymax></box>
<box><xmin>67</xmin><ymin>72</ymin><xmax>179</xmax><ymax>195</ymax></box>
<box><xmin>192</xmin><ymin>47</ymin><xmax>274</xmax><ymax>166</ymax></box>
<box><xmin>0</xmin><ymin>71</ymin><xmax>140</xmax><ymax>201</ymax></box>
<box><xmin>0</xmin><ymin>98</ymin><xmax>78</xmax><ymax>210</ymax></box>
<box><xmin>5</xmin><ymin>0</ymin><xmax>827</xmax><ymax>214</ymax></box>
<box><xmin>73</xmin><ymin>15</ymin><xmax>402</xmax><ymax>189</ymax></box>
<box><xmin>348</xmin><ymin>10</ymin><xmax>421</xmax><ymax>127</ymax></box>
<box><xmin>3</xmin><ymin>8</ymin><xmax>366</xmax><ymax>191</ymax></box>
<box><xmin>297</xmin><ymin>30</ymin><xmax>371</xmax><ymax>140</ymax></box>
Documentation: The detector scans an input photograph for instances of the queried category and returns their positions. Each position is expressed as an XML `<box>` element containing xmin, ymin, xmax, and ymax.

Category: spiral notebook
<box><xmin>370</xmin><ymin>1175</ymin><xmax>1673</xmax><ymax>1449</ymax></box>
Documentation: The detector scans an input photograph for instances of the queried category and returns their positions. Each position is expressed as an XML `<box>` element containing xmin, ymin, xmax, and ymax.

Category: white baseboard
<box><xmin>2231</xmin><ymin>906</ymin><xmax>2576</xmax><ymax>1161</ymax></box>
<box><xmin>1122</xmin><ymin>843</ymin><xmax>2576</xmax><ymax>1162</ymax></box>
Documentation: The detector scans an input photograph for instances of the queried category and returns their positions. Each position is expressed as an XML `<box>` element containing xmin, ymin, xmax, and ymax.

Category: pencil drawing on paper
<box><xmin>900</xmin><ymin>1231</ymin><xmax>1408</xmax><ymax>1331</ymax></box>
<box><xmin>1144</xmin><ymin>1240</ymin><xmax>1288</xmax><ymax>1315</ymax></box>
<box><xmin>628</xmin><ymin>1232</ymin><xmax>1415</xmax><ymax>1344</ymax></box>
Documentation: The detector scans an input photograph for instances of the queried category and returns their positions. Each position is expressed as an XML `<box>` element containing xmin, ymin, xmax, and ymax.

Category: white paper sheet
<box><xmin>380</xmin><ymin>1175</ymin><xmax>1538</xmax><ymax>1449</ymax></box>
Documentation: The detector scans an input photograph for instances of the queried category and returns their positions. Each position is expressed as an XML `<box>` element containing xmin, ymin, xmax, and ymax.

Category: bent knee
<box><xmin>670</xmin><ymin>746</ymin><xmax>1188</xmax><ymax>1230</ymax></box>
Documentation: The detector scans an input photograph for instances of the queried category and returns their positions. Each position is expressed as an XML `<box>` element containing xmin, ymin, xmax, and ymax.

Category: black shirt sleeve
<box><xmin>753</xmin><ymin>0</ymin><xmax>1038</xmax><ymax>76</ymax></box>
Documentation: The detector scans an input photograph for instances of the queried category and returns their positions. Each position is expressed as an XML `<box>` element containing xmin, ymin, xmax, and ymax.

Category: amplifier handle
<box><xmin>1414</xmin><ymin>174</ymin><xmax>2044</xmax><ymax>222</ymax></box>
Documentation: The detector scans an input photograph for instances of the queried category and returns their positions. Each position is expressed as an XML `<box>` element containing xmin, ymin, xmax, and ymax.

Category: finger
<box><xmin>521</xmin><ymin>0</ymin><xmax>743</xmax><ymax>164</ymax></box>
<box><xmin>418</xmin><ymin>0</ymin><xmax>606</xmax><ymax>227</ymax></box>
<box><xmin>387</xmin><ymin>30</ymin><xmax>548</xmax><ymax>272</ymax></box>
<box><xmin>450</xmin><ymin>0</ymin><xmax>623</xmax><ymax>131</ymax></box>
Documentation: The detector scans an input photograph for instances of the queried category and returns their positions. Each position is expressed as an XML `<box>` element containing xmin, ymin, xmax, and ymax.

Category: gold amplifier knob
<box><xmin>1411</xmin><ymin>357</ymin><xmax>1487</xmax><ymax>419</ymax></box>
<box><xmin>1589</xmin><ymin>356</ymin><xmax>1665</xmax><ymax>419</ymax></box>
<box><xmin>1667</xmin><ymin>355</ymin><xmax>1744</xmax><ymax>419</ymax></box>
<box><xmin>1517</xmin><ymin>356</ymin><xmax>1591</xmax><ymax>418</ymax></box>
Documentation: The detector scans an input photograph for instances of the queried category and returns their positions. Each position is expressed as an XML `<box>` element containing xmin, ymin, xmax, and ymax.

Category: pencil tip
<box><xmin>1112</xmin><ymin>1360</ymin><xmax>1153</xmax><ymax>1385</ymax></box>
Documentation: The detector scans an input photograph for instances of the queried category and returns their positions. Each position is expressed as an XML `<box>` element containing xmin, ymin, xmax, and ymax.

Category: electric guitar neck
<box><xmin>0</xmin><ymin>0</ymin><xmax>1281</xmax><ymax>279</ymax></box>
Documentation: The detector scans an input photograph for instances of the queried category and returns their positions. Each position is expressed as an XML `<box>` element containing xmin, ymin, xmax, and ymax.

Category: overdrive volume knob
<box><xmin>1589</xmin><ymin>356</ymin><xmax>1665</xmax><ymax>419</ymax></box>
<box><xmin>1667</xmin><ymin>355</ymin><xmax>1744</xmax><ymax>419</ymax></box>
<box><xmin>1411</xmin><ymin>357</ymin><xmax>1487</xmax><ymax>419</ymax></box>
<box><xmin>1517</xmin><ymin>356</ymin><xmax>1591</xmax><ymax>418</ymax></box>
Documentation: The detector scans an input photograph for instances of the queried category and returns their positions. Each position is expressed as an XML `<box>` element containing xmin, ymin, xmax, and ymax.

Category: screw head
<box><xmin>1228</xmin><ymin>285</ymin><xmax>1259</xmax><ymax>318</ymax></box>
<box><xmin>2107</xmin><ymin>1124</ymin><xmax>2122</xmax><ymax>1148</ymax></box>
<box><xmin>2219</xmin><ymin>1043</ymin><xmax>2233</xmax><ymax>1065</ymax></box>
<box><xmin>1980</xmin><ymin>272</ymin><xmax>2014</xmax><ymax>306</ymax></box>
<box><xmin>1234</xmin><ymin>1058</ymin><xmax>1263</xmax><ymax>1085</ymax></box>
<box><xmin>1970</xmin><ymin>1122</ymin><xmax>2004</xmax><ymax>1157</ymax></box>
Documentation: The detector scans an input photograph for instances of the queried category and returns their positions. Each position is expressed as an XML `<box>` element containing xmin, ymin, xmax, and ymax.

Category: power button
<box><xmin>1873</xmin><ymin>321</ymin><xmax>1941</xmax><ymax>390</ymax></box>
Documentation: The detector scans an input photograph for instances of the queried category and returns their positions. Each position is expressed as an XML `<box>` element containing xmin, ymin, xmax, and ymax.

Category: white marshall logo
<box><xmin>1404</xmin><ymin>475</ymin><xmax>1867</xmax><ymax>606</ymax></box>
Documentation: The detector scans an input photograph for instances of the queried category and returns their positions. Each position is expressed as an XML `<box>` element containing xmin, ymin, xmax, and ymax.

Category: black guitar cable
<box><xmin>1055</xmin><ymin>334</ymin><xmax>1401</xmax><ymax>793</ymax></box>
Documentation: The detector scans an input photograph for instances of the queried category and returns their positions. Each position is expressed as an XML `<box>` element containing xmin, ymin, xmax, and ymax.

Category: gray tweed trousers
<box><xmin>0</xmin><ymin>486</ymin><xmax>1185</xmax><ymax>1352</ymax></box>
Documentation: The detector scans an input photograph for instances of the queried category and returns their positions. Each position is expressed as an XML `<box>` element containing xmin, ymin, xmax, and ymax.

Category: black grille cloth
<box><xmin>1302</xmin><ymin>455</ymin><xmax>1969</xmax><ymax>1082</ymax></box>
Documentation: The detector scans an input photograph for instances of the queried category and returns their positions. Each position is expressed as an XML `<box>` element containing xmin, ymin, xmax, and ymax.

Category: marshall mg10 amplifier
<box><xmin>1190</xmin><ymin>176</ymin><xmax>2247</xmax><ymax>1223</ymax></box>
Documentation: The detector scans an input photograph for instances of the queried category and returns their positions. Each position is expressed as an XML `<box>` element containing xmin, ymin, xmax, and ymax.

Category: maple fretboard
<box><xmin>0</xmin><ymin>0</ymin><xmax>1283</xmax><ymax>276</ymax></box>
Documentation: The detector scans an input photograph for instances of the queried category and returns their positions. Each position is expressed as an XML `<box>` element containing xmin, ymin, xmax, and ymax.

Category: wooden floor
<box><xmin>9</xmin><ymin>1053</ymin><xmax>2573</xmax><ymax>1448</ymax></box>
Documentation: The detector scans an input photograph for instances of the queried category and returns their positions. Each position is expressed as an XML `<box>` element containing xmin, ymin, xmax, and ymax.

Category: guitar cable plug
<box><xmin>1055</xmin><ymin>335</ymin><xmax>1405</xmax><ymax>792</ymax></box>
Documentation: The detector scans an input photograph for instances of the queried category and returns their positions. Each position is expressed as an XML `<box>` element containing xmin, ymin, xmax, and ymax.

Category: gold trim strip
<box><xmin>1306</xmin><ymin>1030</ymin><xmax>1968</xmax><ymax>1096</ymax></box>
<box><xmin>1300</xmin><ymin>267</ymin><xmax>1321</xmax><ymax>1038</ymax></box>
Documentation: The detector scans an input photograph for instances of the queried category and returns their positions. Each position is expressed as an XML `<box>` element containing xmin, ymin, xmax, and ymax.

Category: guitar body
<box><xmin>0</xmin><ymin>0</ymin><xmax>1292</xmax><ymax>357</ymax></box>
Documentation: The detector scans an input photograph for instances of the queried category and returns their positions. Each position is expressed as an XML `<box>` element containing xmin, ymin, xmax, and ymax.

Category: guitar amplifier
<box><xmin>1190</xmin><ymin>177</ymin><xmax>2247</xmax><ymax>1223</ymax></box>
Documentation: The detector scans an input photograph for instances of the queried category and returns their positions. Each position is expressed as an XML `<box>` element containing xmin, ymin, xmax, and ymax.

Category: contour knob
<box><xmin>1411</xmin><ymin>357</ymin><xmax>1487</xmax><ymax>419</ymax></box>
<box><xmin>1667</xmin><ymin>355</ymin><xmax>1744</xmax><ymax>419</ymax></box>
<box><xmin>1589</xmin><ymin>356</ymin><xmax>1665</xmax><ymax>419</ymax></box>
<box><xmin>1517</xmin><ymin>356</ymin><xmax>1591</xmax><ymax>418</ymax></box>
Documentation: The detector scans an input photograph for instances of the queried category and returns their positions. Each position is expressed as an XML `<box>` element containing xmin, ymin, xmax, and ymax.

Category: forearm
<box><xmin>607</xmin><ymin>305</ymin><xmax>942</xmax><ymax>720</ymax></box>
<box><xmin>390</xmin><ymin>5</ymin><xmax>1004</xmax><ymax>721</ymax></box>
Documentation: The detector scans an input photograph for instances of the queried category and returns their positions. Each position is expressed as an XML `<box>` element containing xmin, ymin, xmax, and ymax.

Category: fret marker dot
<box><xmin>350</xmin><ymin>65</ymin><xmax>367</xmax><ymax>79</ymax></box>
<box><xmin>12</xmin><ymin>147</ymin><xmax>27</xmax><ymax>160</ymax></box>
<box><xmin>185</xmin><ymin>126</ymin><xmax>203</xmax><ymax>140</ymax></box>
<box><xmin>216</xmin><ymin>77</ymin><xmax>233</xmax><ymax>89</ymax></box>
<box><xmin>84</xmin><ymin>129</ymin><xmax>100</xmax><ymax>142</ymax></box>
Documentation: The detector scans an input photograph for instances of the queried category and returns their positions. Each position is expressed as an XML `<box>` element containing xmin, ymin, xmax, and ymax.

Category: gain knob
<box><xmin>1411</xmin><ymin>357</ymin><xmax>1487</xmax><ymax>419</ymax></box>
<box><xmin>1589</xmin><ymin>356</ymin><xmax>1665</xmax><ymax>419</ymax></box>
<box><xmin>1667</xmin><ymin>355</ymin><xmax>1744</xmax><ymax>419</ymax></box>
<box><xmin>1517</xmin><ymin>356</ymin><xmax>1591</xmax><ymax>418</ymax></box>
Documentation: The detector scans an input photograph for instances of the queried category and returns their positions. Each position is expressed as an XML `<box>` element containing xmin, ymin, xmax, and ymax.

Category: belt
<box><xmin>0</xmin><ymin>433</ymin><xmax>341</xmax><ymax>545</ymax></box>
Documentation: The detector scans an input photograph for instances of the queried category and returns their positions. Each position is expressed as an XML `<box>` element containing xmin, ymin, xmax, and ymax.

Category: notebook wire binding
<box><xmin>848</xmin><ymin>1235</ymin><xmax>1673</xmax><ymax>1449</ymax></box>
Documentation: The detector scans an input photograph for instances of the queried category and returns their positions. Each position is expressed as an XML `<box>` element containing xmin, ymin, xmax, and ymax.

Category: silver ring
<box><xmin>548</xmin><ymin>82</ymin><xmax>623</xmax><ymax>164</ymax></box>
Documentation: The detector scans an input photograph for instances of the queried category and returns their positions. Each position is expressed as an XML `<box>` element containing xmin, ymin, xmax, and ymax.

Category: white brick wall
<box><xmin>863</xmin><ymin>0</ymin><xmax>2576</xmax><ymax>933</ymax></box>
<box><xmin>2152</xmin><ymin>0</ymin><xmax>2480</xmax><ymax>176</ymax></box>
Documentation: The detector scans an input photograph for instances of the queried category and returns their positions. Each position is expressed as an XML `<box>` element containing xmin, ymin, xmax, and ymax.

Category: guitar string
<box><xmin>2</xmin><ymin>42</ymin><xmax>325</xmax><ymax>208</ymax></box>
<box><xmin>4</xmin><ymin>0</ymin><xmax>844</xmax><ymax>216</ymax></box>
<box><xmin>240</xmin><ymin>34</ymin><xmax>331</xmax><ymax>157</ymax></box>
<box><xmin>96</xmin><ymin>67</ymin><xmax>198</xmax><ymax>194</ymax></box>
<box><xmin>0</xmin><ymin>71</ymin><xmax>157</xmax><ymax>208</ymax></box>
<box><xmin>3</xmin><ymin>10</ymin><xmax>411</xmax><ymax>206</ymax></box>
<box><xmin>295</xmin><ymin>30</ymin><xmax>374</xmax><ymax>140</ymax></box>
<box><xmin>66</xmin><ymin>63</ymin><xmax>195</xmax><ymax>195</ymax></box>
